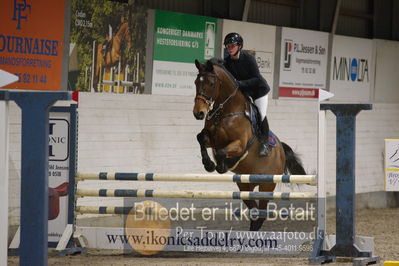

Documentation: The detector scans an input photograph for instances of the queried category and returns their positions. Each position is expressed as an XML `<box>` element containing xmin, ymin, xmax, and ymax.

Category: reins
<box><xmin>206</xmin><ymin>83</ymin><xmax>238</xmax><ymax>120</ymax></box>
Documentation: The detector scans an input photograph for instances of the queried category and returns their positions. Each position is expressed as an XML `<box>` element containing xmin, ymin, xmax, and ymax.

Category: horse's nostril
<box><xmin>195</xmin><ymin>111</ymin><xmax>205</xmax><ymax>120</ymax></box>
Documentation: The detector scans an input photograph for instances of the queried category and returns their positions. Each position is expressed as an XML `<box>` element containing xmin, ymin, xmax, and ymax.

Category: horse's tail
<box><xmin>281</xmin><ymin>142</ymin><xmax>306</xmax><ymax>175</ymax></box>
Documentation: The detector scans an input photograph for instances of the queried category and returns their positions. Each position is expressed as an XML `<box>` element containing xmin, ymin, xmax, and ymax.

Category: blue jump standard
<box><xmin>315</xmin><ymin>104</ymin><xmax>379</xmax><ymax>264</ymax></box>
<box><xmin>1</xmin><ymin>91</ymin><xmax>71</xmax><ymax>266</ymax></box>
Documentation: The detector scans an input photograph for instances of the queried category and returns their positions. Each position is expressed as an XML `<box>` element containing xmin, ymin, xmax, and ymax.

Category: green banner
<box><xmin>154</xmin><ymin>10</ymin><xmax>217</xmax><ymax>63</ymax></box>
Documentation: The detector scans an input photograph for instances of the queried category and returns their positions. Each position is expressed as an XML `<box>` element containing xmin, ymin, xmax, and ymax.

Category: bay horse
<box><xmin>93</xmin><ymin>22</ymin><xmax>132</xmax><ymax>92</ymax></box>
<box><xmin>193</xmin><ymin>58</ymin><xmax>306</xmax><ymax>231</ymax></box>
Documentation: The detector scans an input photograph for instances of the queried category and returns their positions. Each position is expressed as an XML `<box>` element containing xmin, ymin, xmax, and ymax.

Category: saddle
<box><xmin>244</xmin><ymin>98</ymin><xmax>277</xmax><ymax>147</ymax></box>
<box><xmin>48</xmin><ymin>182</ymin><xmax>69</xmax><ymax>220</ymax></box>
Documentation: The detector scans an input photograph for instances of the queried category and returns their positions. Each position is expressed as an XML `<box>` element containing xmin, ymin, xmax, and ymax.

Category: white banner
<box><xmin>330</xmin><ymin>35</ymin><xmax>374</xmax><ymax>102</ymax></box>
<box><xmin>279</xmin><ymin>28</ymin><xmax>329</xmax><ymax>99</ymax></box>
<box><xmin>151</xmin><ymin>61</ymin><xmax>197</xmax><ymax>96</ymax></box>
<box><xmin>48</xmin><ymin>111</ymin><xmax>70</xmax><ymax>243</ymax></box>
<box><xmin>385</xmin><ymin>139</ymin><xmax>399</xmax><ymax>191</ymax></box>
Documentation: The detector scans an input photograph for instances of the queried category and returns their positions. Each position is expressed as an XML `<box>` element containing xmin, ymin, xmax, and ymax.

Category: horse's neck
<box><xmin>216</xmin><ymin>70</ymin><xmax>246</xmax><ymax>113</ymax></box>
<box><xmin>115</xmin><ymin>23</ymin><xmax>128</xmax><ymax>41</ymax></box>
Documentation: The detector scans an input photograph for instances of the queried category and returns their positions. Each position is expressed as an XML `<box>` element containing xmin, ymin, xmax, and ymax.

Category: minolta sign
<box><xmin>329</xmin><ymin>35</ymin><xmax>374</xmax><ymax>102</ymax></box>
<box><xmin>332</xmin><ymin>56</ymin><xmax>369</xmax><ymax>83</ymax></box>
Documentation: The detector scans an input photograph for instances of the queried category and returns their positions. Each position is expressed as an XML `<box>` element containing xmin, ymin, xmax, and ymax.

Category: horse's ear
<box><xmin>195</xmin><ymin>59</ymin><xmax>203</xmax><ymax>71</ymax></box>
<box><xmin>205</xmin><ymin>60</ymin><xmax>214</xmax><ymax>72</ymax></box>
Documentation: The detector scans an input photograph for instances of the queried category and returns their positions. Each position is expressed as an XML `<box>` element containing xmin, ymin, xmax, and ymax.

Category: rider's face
<box><xmin>225</xmin><ymin>44</ymin><xmax>240</xmax><ymax>56</ymax></box>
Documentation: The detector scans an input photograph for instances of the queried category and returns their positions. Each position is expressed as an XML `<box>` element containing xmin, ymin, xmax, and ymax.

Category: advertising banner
<box><xmin>385</xmin><ymin>139</ymin><xmax>399</xmax><ymax>191</ymax></box>
<box><xmin>222</xmin><ymin>20</ymin><xmax>276</xmax><ymax>94</ymax></box>
<box><xmin>0</xmin><ymin>0</ymin><xmax>66</xmax><ymax>90</ymax></box>
<box><xmin>151</xmin><ymin>10</ymin><xmax>217</xmax><ymax>95</ymax></box>
<box><xmin>69</xmin><ymin>0</ymin><xmax>147</xmax><ymax>93</ymax></box>
<box><xmin>330</xmin><ymin>35</ymin><xmax>374</xmax><ymax>102</ymax></box>
<box><xmin>278</xmin><ymin>28</ymin><xmax>329</xmax><ymax>99</ymax></box>
<box><xmin>48</xmin><ymin>110</ymin><xmax>71</xmax><ymax>244</ymax></box>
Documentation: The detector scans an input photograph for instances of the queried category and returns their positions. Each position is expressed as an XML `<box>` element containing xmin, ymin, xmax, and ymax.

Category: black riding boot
<box><xmin>259</xmin><ymin>117</ymin><xmax>270</xmax><ymax>157</ymax></box>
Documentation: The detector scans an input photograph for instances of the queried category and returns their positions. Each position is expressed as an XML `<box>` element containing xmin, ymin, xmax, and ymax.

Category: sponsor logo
<box><xmin>204</xmin><ymin>22</ymin><xmax>215</xmax><ymax>59</ymax></box>
<box><xmin>12</xmin><ymin>0</ymin><xmax>31</xmax><ymax>30</ymax></box>
<box><xmin>283</xmin><ymin>39</ymin><xmax>293</xmax><ymax>71</ymax></box>
<box><xmin>255</xmin><ymin>51</ymin><xmax>272</xmax><ymax>74</ymax></box>
<box><xmin>332</xmin><ymin>56</ymin><xmax>369</xmax><ymax>82</ymax></box>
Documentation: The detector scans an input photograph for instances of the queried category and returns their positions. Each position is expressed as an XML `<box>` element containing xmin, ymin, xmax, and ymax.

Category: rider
<box><xmin>223</xmin><ymin>32</ymin><xmax>271</xmax><ymax>157</ymax></box>
<box><xmin>102</xmin><ymin>15</ymin><xmax>126</xmax><ymax>60</ymax></box>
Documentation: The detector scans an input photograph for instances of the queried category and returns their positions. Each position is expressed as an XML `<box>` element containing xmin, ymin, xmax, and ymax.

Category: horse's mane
<box><xmin>207</xmin><ymin>58</ymin><xmax>238</xmax><ymax>88</ymax></box>
<box><xmin>208</xmin><ymin>57</ymin><xmax>224</xmax><ymax>67</ymax></box>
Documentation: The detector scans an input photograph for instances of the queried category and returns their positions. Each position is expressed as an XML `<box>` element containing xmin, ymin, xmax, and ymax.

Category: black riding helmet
<box><xmin>223</xmin><ymin>32</ymin><xmax>243</xmax><ymax>47</ymax></box>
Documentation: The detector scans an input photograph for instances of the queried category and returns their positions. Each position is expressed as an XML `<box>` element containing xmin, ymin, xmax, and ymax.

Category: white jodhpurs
<box><xmin>254</xmin><ymin>94</ymin><xmax>269</xmax><ymax>121</ymax></box>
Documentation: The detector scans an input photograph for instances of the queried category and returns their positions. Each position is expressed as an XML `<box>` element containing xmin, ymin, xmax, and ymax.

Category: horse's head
<box><xmin>193</xmin><ymin>59</ymin><xmax>222</xmax><ymax>120</ymax></box>
<box><xmin>117</xmin><ymin>22</ymin><xmax>132</xmax><ymax>49</ymax></box>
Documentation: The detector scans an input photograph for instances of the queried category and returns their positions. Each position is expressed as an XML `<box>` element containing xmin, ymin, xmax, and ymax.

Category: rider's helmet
<box><xmin>223</xmin><ymin>32</ymin><xmax>243</xmax><ymax>47</ymax></box>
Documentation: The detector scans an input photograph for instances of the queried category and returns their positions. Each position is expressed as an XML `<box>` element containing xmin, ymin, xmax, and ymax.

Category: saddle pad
<box><xmin>268</xmin><ymin>131</ymin><xmax>278</xmax><ymax>147</ymax></box>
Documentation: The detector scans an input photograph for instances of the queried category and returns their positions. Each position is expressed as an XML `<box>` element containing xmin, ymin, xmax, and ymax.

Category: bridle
<box><xmin>195</xmin><ymin>71</ymin><xmax>239</xmax><ymax>120</ymax></box>
<box><xmin>195</xmin><ymin>91</ymin><xmax>214</xmax><ymax>110</ymax></box>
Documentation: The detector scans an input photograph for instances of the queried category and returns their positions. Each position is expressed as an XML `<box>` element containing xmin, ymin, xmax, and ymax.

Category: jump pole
<box><xmin>310</xmin><ymin>90</ymin><xmax>329</xmax><ymax>262</ymax></box>
<box><xmin>76</xmin><ymin>172</ymin><xmax>317</xmax><ymax>184</ymax></box>
<box><xmin>0</xmin><ymin>93</ymin><xmax>10</xmax><ymax>266</ymax></box>
<box><xmin>75</xmin><ymin>189</ymin><xmax>317</xmax><ymax>200</ymax></box>
<box><xmin>0</xmin><ymin>72</ymin><xmax>19</xmax><ymax>266</ymax></box>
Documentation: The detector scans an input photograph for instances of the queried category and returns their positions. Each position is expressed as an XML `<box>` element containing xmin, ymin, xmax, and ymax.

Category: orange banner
<box><xmin>0</xmin><ymin>0</ymin><xmax>66</xmax><ymax>91</ymax></box>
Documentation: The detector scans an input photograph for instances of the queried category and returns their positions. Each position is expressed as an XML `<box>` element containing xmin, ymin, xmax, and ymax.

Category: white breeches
<box><xmin>254</xmin><ymin>94</ymin><xmax>269</xmax><ymax>121</ymax></box>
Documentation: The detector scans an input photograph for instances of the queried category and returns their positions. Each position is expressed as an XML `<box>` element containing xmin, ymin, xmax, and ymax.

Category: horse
<box><xmin>93</xmin><ymin>22</ymin><xmax>132</xmax><ymax>92</ymax></box>
<box><xmin>193</xmin><ymin>58</ymin><xmax>306</xmax><ymax>231</ymax></box>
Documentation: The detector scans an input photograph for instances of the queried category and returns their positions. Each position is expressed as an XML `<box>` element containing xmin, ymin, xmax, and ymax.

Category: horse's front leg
<box><xmin>197</xmin><ymin>130</ymin><xmax>216</xmax><ymax>172</ymax></box>
<box><xmin>215</xmin><ymin>139</ymin><xmax>245</xmax><ymax>174</ymax></box>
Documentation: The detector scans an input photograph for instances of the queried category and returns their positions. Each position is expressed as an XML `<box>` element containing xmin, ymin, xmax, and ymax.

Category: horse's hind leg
<box><xmin>197</xmin><ymin>130</ymin><xmax>215</xmax><ymax>172</ymax></box>
<box><xmin>249</xmin><ymin>183</ymin><xmax>276</xmax><ymax>231</ymax></box>
<box><xmin>237</xmin><ymin>183</ymin><xmax>262</xmax><ymax>231</ymax></box>
<box><xmin>236</xmin><ymin>183</ymin><xmax>258</xmax><ymax>209</ymax></box>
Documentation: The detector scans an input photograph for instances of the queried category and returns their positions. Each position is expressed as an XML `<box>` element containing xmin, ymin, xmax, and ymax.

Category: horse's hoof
<box><xmin>249</xmin><ymin>218</ymin><xmax>265</xmax><ymax>231</ymax></box>
<box><xmin>215</xmin><ymin>149</ymin><xmax>226</xmax><ymax>162</ymax></box>
<box><xmin>203</xmin><ymin>160</ymin><xmax>216</xmax><ymax>172</ymax></box>
<box><xmin>216</xmin><ymin>164</ymin><xmax>227</xmax><ymax>174</ymax></box>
